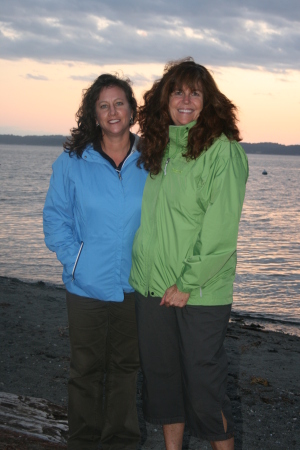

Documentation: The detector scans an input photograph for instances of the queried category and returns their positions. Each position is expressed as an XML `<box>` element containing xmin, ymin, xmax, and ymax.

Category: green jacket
<box><xmin>129</xmin><ymin>122</ymin><xmax>249</xmax><ymax>306</ymax></box>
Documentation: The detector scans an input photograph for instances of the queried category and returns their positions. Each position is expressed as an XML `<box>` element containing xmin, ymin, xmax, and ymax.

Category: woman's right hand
<box><xmin>160</xmin><ymin>284</ymin><xmax>190</xmax><ymax>308</ymax></box>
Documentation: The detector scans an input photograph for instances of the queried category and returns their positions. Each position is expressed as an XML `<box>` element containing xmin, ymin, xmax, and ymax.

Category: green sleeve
<box><xmin>176</xmin><ymin>147</ymin><xmax>248</xmax><ymax>293</ymax></box>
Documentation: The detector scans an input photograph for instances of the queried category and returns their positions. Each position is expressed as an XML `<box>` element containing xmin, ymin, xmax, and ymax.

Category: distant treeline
<box><xmin>0</xmin><ymin>135</ymin><xmax>67</xmax><ymax>147</ymax></box>
<box><xmin>0</xmin><ymin>134</ymin><xmax>300</xmax><ymax>155</ymax></box>
<box><xmin>241</xmin><ymin>142</ymin><xmax>300</xmax><ymax>156</ymax></box>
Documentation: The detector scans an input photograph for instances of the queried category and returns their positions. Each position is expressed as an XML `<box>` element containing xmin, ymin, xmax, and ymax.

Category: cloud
<box><xmin>1</xmin><ymin>0</ymin><xmax>300</xmax><ymax>71</ymax></box>
<box><xmin>25</xmin><ymin>73</ymin><xmax>49</xmax><ymax>80</ymax></box>
<box><xmin>68</xmin><ymin>71</ymin><xmax>159</xmax><ymax>86</ymax></box>
<box><xmin>129</xmin><ymin>72</ymin><xmax>161</xmax><ymax>86</ymax></box>
<box><xmin>69</xmin><ymin>74</ymin><xmax>99</xmax><ymax>82</ymax></box>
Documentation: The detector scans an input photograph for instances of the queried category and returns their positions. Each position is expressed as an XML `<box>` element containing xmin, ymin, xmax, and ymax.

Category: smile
<box><xmin>108</xmin><ymin>119</ymin><xmax>120</xmax><ymax>124</ymax></box>
<box><xmin>178</xmin><ymin>109</ymin><xmax>193</xmax><ymax>113</ymax></box>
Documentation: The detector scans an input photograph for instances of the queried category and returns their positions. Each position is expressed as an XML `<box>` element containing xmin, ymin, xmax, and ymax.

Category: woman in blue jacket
<box><xmin>43</xmin><ymin>74</ymin><xmax>148</xmax><ymax>450</ymax></box>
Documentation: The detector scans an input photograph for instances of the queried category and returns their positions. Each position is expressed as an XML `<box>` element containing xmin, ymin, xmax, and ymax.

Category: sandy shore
<box><xmin>0</xmin><ymin>276</ymin><xmax>299</xmax><ymax>449</ymax></box>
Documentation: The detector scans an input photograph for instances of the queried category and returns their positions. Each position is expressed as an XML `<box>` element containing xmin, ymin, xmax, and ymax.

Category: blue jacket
<box><xmin>43</xmin><ymin>136</ymin><xmax>148</xmax><ymax>301</ymax></box>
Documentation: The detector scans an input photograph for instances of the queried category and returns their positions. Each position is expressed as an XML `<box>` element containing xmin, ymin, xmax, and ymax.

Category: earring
<box><xmin>129</xmin><ymin>117</ymin><xmax>134</xmax><ymax>125</ymax></box>
<box><xmin>96</xmin><ymin>122</ymin><xmax>100</xmax><ymax>127</ymax></box>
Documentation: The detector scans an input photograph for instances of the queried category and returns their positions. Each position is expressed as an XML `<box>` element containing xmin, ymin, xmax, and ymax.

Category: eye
<box><xmin>115</xmin><ymin>101</ymin><xmax>123</xmax><ymax>106</ymax></box>
<box><xmin>191</xmin><ymin>90</ymin><xmax>201</xmax><ymax>97</ymax></box>
<box><xmin>99</xmin><ymin>104</ymin><xmax>108</xmax><ymax>109</ymax></box>
<box><xmin>172</xmin><ymin>90</ymin><xmax>182</xmax><ymax>96</ymax></box>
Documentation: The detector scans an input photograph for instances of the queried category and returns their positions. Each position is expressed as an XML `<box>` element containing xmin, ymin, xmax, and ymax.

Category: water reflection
<box><xmin>234</xmin><ymin>154</ymin><xmax>300</xmax><ymax>327</ymax></box>
<box><xmin>0</xmin><ymin>147</ymin><xmax>299</xmax><ymax>330</ymax></box>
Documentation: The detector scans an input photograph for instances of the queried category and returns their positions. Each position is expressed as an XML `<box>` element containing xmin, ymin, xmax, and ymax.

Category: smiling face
<box><xmin>168</xmin><ymin>84</ymin><xmax>204</xmax><ymax>126</ymax></box>
<box><xmin>95</xmin><ymin>85</ymin><xmax>132</xmax><ymax>138</ymax></box>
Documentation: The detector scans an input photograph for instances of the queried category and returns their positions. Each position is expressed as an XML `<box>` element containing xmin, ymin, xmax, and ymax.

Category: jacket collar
<box><xmin>82</xmin><ymin>134</ymin><xmax>140</xmax><ymax>164</ymax></box>
<box><xmin>168</xmin><ymin>121</ymin><xmax>196</xmax><ymax>157</ymax></box>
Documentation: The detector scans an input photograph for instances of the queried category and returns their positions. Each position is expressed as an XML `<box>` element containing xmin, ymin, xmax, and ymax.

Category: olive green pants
<box><xmin>66</xmin><ymin>291</ymin><xmax>140</xmax><ymax>450</ymax></box>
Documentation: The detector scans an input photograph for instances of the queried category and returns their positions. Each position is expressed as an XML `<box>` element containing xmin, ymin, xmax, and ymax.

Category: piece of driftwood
<box><xmin>0</xmin><ymin>392</ymin><xmax>68</xmax><ymax>445</ymax></box>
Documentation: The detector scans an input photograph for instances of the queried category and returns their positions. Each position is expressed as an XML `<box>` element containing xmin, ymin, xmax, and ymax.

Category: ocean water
<box><xmin>0</xmin><ymin>144</ymin><xmax>299</xmax><ymax>336</ymax></box>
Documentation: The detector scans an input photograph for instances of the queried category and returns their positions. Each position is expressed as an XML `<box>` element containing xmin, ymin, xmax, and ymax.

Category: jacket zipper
<box><xmin>118</xmin><ymin>150</ymin><xmax>135</xmax><ymax>181</ymax></box>
<box><xmin>72</xmin><ymin>241</ymin><xmax>84</xmax><ymax>281</ymax></box>
<box><xmin>164</xmin><ymin>158</ymin><xmax>170</xmax><ymax>175</ymax></box>
<box><xmin>145</xmin><ymin>163</ymin><xmax>168</xmax><ymax>295</ymax></box>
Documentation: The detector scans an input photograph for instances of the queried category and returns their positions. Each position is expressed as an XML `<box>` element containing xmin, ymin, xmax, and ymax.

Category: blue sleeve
<box><xmin>43</xmin><ymin>152</ymin><xmax>81</xmax><ymax>277</ymax></box>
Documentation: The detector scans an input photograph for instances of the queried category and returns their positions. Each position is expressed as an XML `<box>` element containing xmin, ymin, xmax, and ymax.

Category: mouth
<box><xmin>108</xmin><ymin>119</ymin><xmax>120</xmax><ymax>124</ymax></box>
<box><xmin>178</xmin><ymin>109</ymin><xmax>193</xmax><ymax>113</ymax></box>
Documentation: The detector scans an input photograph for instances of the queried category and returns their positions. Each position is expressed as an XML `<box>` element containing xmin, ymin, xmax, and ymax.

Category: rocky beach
<box><xmin>0</xmin><ymin>276</ymin><xmax>299</xmax><ymax>449</ymax></box>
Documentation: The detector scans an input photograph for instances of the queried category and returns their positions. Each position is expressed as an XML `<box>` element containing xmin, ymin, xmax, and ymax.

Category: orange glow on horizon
<box><xmin>0</xmin><ymin>59</ymin><xmax>299</xmax><ymax>145</ymax></box>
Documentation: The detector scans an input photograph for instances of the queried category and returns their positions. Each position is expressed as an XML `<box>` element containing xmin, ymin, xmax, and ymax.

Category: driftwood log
<box><xmin>0</xmin><ymin>392</ymin><xmax>67</xmax><ymax>448</ymax></box>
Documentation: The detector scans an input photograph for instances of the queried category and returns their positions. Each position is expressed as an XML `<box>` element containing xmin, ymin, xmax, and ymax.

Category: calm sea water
<box><xmin>0</xmin><ymin>144</ymin><xmax>299</xmax><ymax>336</ymax></box>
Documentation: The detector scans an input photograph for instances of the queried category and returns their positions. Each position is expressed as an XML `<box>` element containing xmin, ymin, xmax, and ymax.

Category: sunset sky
<box><xmin>1</xmin><ymin>0</ymin><xmax>299</xmax><ymax>144</ymax></box>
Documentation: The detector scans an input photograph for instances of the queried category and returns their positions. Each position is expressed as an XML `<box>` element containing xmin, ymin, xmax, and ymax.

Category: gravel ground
<box><xmin>0</xmin><ymin>276</ymin><xmax>299</xmax><ymax>449</ymax></box>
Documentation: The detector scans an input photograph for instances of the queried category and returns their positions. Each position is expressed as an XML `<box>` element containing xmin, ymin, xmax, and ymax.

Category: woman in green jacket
<box><xmin>129</xmin><ymin>58</ymin><xmax>248</xmax><ymax>450</ymax></box>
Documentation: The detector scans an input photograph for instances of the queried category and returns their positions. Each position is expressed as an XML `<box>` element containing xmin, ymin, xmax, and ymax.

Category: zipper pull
<box><xmin>164</xmin><ymin>158</ymin><xmax>170</xmax><ymax>176</ymax></box>
<box><xmin>72</xmin><ymin>242</ymin><xmax>84</xmax><ymax>281</ymax></box>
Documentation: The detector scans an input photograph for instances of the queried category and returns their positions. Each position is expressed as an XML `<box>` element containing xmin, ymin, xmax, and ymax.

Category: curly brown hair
<box><xmin>64</xmin><ymin>74</ymin><xmax>137</xmax><ymax>158</ymax></box>
<box><xmin>138</xmin><ymin>57</ymin><xmax>241</xmax><ymax>174</ymax></box>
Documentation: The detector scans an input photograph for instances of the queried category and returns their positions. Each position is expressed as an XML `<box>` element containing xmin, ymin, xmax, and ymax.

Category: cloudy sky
<box><xmin>1</xmin><ymin>0</ymin><xmax>299</xmax><ymax>143</ymax></box>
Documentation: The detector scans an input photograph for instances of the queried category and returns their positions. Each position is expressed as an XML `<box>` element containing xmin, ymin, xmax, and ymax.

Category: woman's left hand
<box><xmin>160</xmin><ymin>285</ymin><xmax>190</xmax><ymax>308</ymax></box>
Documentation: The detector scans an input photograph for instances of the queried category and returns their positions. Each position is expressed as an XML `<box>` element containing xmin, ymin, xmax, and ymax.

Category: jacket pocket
<box><xmin>72</xmin><ymin>241</ymin><xmax>84</xmax><ymax>281</ymax></box>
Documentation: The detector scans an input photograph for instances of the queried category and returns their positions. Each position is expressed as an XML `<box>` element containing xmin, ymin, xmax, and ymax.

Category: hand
<box><xmin>160</xmin><ymin>284</ymin><xmax>190</xmax><ymax>308</ymax></box>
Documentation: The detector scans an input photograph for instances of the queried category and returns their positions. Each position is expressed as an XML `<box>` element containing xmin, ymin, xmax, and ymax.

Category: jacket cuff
<box><xmin>176</xmin><ymin>278</ymin><xmax>193</xmax><ymax>294</ymax></box>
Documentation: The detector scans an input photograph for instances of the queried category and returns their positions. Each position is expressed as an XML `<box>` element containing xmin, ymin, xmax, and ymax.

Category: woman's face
<box><xmin>95</xmin><ymin>86</ymin><xmax>132</xmax><ymax>138</ymax></box>
<box><xmin>168</xmin><ymin>84</ymin><xmax>203</xmax><ymax>126</ymax></box>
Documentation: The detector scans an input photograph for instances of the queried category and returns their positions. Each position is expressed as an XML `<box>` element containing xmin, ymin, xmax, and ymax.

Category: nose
<box><xmin>183</xmin><ymin>93</ymin><xmax>191</xmax><ymax>103</ymax></box>
<box><xmin>108</xmin><ymin>104</ymin><xmax>116</xmax><ymax>116</ymax></box>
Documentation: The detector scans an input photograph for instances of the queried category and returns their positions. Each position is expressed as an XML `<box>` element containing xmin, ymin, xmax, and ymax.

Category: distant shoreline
<box><xmin>0</xmin><ymin>134</ymin><xmax>300</xmax><ymax>155</ymax></box>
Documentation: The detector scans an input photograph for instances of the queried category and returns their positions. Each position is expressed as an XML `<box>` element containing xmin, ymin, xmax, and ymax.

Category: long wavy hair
<box><xmin>64</xmin><ymin>74</ymin><xmax>137</xmax><ymax>157</ymax></box>
<box><xmin>138</xmin><ymin>57</ymin><xmax>241</xmax><ymax>174</ymax></box>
